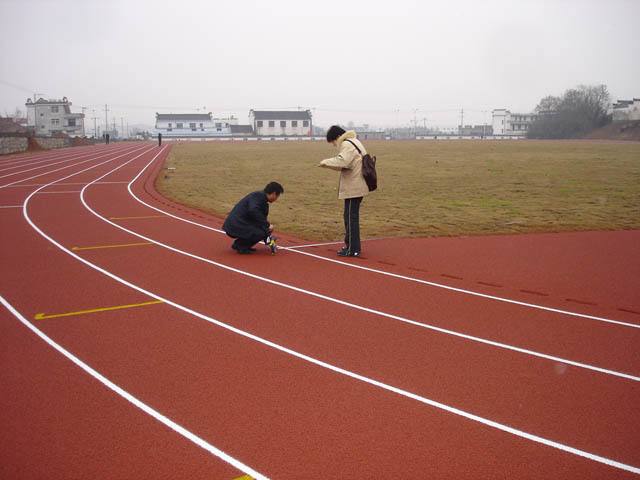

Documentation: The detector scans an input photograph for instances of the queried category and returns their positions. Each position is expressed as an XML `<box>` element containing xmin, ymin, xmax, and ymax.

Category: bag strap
<box><xmin>345</xmin><ymin>139</ymin><xmax>362</xmax><ymax>155</ymax></box>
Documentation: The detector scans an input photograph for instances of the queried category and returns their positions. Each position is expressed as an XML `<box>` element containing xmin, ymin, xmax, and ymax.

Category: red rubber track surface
<box><xmin>1</xmin><ymin>143</ymin><xmax>639</xmax><ymax>479</ymax></box>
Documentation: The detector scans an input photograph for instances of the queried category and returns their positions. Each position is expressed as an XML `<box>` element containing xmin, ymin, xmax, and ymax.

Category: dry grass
<box><xmin>156</xmin><ymin>139</ymin><xmax>640</xmax><ymax>241</ymax></box>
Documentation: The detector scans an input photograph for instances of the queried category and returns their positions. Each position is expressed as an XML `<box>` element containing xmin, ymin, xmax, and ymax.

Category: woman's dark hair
<box><xmin>326</xmin><ymin>125</ymin><xmax>346</xmax><ymax>142</ymax></box>
<box><xmin>264</xmin><ymin>181</ymin><xmax>284</xmax><ymax>195</ymax></box>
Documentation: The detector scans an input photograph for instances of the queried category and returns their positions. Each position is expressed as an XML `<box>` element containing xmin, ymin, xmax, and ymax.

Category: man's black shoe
<box><xmin>337</xmin><ymin>250</ymin><xmax>360</xmax><ymax>257</ymax></box>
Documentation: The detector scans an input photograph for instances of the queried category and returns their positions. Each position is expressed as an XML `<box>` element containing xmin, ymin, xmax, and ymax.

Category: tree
<box><xmin>528</xmin><ymin>84</ymin><xmax>611</xmax><ymax>139</ymax></box>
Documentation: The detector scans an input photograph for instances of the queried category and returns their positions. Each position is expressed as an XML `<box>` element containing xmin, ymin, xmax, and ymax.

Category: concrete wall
<box><xmin>33</xmin><ymin>137</ymin><xmax>67</xmax><ymax>149</ymax></box>
<box><xmin>0</xmin><ymin>137</ymin><xmax>28</xmax><ymax>155</ymax></box>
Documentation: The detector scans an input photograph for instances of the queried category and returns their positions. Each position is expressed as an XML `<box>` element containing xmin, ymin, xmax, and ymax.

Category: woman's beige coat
<box><xmin>319</xmin><ymin>130</ymin><xmax>370</xmax><ymax>199</ymax></box>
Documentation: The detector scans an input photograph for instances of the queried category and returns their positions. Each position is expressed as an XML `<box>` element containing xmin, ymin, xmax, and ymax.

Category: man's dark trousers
<box><xmin>343</xmin><ymin>196</ymin><xmax>362</xmax><ymax>254</ymax></box>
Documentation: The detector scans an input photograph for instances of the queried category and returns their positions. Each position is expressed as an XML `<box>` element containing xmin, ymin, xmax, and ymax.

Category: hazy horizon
<box><xmin>1</xmin><ymin>0</ymin><xmax>638</xmax><ymax>130</ymax></box>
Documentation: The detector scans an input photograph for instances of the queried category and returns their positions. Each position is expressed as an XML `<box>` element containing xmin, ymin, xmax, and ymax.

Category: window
<box><xmin>280</xmin><ymin>121</ymin><xmax>286</xmax><ymax>127</ymax></box>
<box><xmin>68</xmin><ymin>118</ymin><xmax>76</xmax><ymax>127</ymax></box>
<box><xmin>51</xmin><ymin>106</ymin><xmax>59</xmax><ymax>113</ymax></box>
<box><xmin>177</xmin><ymin>123</ymin><xmax>183</xmax><ymax>129</ymax></box>
<box><xmin>292</xmin><ymin>121</ymin><xmax>298</xmax><ymax>127</ymax></box>
<box><xmin>268</xmin><ymin>121</ymin><xmax>275</xmax><ymax>127</ymax></box>
<box><xmin>168</xmin><ymin>123</ymin><xmax>172</xmax><ymax>128</ymax></box>
<box><xmin>167</xmin><ymin>128</ymin><xmax>172</xmax><ymax>131</ymax></box>
<box><xmin>257</xmin><ymin>120</ymin><xmax>263</xmax><ymax>127</ymax></box>
<box><xmin>51</xmin><ymin>118</ymin><xmax>60</xmax><ymax>126</ymax></box>
<box><xmin>303</xmin><ymin>120</ymin><xmax>309</xmax><ymax>127</ymax></box>
<box><xmin>190</xmin><ymin>122</ymin><xmax>196</xmax><ymax>131</ymax></box>
<box><xmin>199</xmin><ymin>123</ymin><xmax>203</xmax><ymax>128</ymax></box>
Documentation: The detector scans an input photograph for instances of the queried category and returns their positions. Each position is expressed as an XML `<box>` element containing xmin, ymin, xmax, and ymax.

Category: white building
<box><xmin>492</xmin><ymin>109</ymin><xmax>536</xmax><ymax>135</ymax></box>
<box><xmin>25</xmin><ymin>97</ymin><xmax>85</xmax><ymax>137</ymax></box>
<box><xmin>612</xmin><ymin>99</ymin><xmax>640</xmax><ymax>121</ymax></box>
<box><xmin>155</xmin><ymin>113</ymin><xmax>242</xmax><ymax>136</ymax></box>
<box><xmin>250</xmin><ymin>110</ymin><xmax>312</xmax><ymax>136</ymax></box>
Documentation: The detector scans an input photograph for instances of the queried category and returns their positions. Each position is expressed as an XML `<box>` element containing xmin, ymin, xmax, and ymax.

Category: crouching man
<box><xmin>222</xmin><ymin>181</ymin><xmax>284</xmax><ymax>254</ymax></box>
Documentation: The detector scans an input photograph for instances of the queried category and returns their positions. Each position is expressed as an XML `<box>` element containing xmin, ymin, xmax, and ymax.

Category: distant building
<box><xmin>25</xmin><ymin>97</ymin><xmax>85</xmax><ymax>137</ymax></box>
<box><xmin>230</xmin><ymin>124</ymin><xmax>254</xmax><ymax>136</ymax></box>
<box><xmin>155</xmin><ymin>113</ymin><xmax>214</xmax><ymax>136</ymax></box>
<box><xmin>612</xmin><ymin>99</ymin><xmax>640</xmax><ymax>122</ymax></box>
<box><xmin>155</xmin><ymin>113</ymin><xmax>242</xmax><ymax>136</ymax></box>
<box><xmin>0</xmin><ymin>118</ymin><xmax>28</xmax><ymax>134</ymax></box>
<box><xmin>492</xmin><ymin>109</ymin><xmax>536</xmax><ymax>135</ymax></box>
<box><xmin>460</xmin><ymin>124</ymin><xmax>493</xmax><ymax>136</ymax></box>
<box><xmin>250</xmin><ymin>110</ymin><xmax>312</xmax><ymax>136</ymax></box>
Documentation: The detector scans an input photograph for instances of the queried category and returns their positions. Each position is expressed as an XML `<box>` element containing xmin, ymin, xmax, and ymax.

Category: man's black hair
<box><xmin>264</xmin><ymin>181</ymin><xmax>284</xmax><ymax>195</ymax></box>
<box><xmin>326</xmin><ymin>125</ymin><xmax>346</xmax><ymax>143</ymax></box>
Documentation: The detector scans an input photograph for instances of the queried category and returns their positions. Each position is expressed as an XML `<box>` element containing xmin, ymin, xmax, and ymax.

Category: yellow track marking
<box><xmin>109</xmin><ymin>215</ymin><xmax>166</xmax><ymax>220</ymax></box>
<box><xmin>232</xmin><ymin>476</ymin><xmax>254</xmax><ymax>480</ymax></box>
<box><xmin>35</xmin><ymin>300</ymin><xmax>163</xmax><ymax>320</ymax></box>
<box><xmin>72</xmin><ymin>242</ymin><xmax>152</xmax><ymax>251</ymax></box>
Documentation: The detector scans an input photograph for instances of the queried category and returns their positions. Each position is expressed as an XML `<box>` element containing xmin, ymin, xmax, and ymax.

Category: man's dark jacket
<box><xmin>222</xmin><ymin>191</ymin><xmax>270</xmax><ymax>240</ymax></box>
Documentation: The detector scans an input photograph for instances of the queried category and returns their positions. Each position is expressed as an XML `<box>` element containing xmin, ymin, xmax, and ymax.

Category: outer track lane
<box><xmin>22</xmin><ymin>146</ymin><xmax>638</xmax><ymax>474</ymax></box>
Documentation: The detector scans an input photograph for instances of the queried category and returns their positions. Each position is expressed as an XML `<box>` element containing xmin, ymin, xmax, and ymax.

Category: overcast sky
<box><xmin>1</xmin><ymin>0</ymin><xmax>638</xmax><ymax>130</ymax></box>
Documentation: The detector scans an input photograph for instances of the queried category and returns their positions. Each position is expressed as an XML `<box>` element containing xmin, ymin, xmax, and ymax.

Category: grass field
<box><xmin>156</xmin><ymin>140</ymin><xmax>640</xmax><ymax>241</ymax></box>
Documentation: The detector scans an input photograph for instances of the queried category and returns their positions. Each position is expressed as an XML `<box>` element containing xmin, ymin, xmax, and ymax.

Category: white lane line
<box><xmin>35</xmin><ymin>191</ymin><xmax>82</xmax><ymax>194</ymax></box>
<box><xmin>0</xmin><ymin>146</ymin><xmax>102</xmax><ymax>169</ymax></box>
<box><xmin>125</xmin><ymin>156</ymin><xmax>639</xmax><ymax>331</ymax></box>
<box><xmin>0</xmin><ymin>145</ymin><xmax>137</xmax><ymax>189</ymax></box>
<box><xmin>283</xmin><ymin>248</ymin><xmax>640</xmax><ymax>330</ymax></box>
<box><xmin>23</xmin><ymin>172</ymin><xmax>640</xmax><ymax>475</ymax></box>
<box><xmin>285</xmin><ymin>237</ymin><xmax>391</xmax><ymax>249</ymax></box>
<box><xmin>81</xmin><ymin>156</ymin><xmax>640</xmax><ymax>382</ymax></box>
<box><xmin>0</xmin><ymin>295</ymin><xmax>268</xmax><ymax>480</ymax></box>
<box><xmin>0</xmin><ymin>151</ymin><xmax>99</xmax><ymax>180</ymax></box>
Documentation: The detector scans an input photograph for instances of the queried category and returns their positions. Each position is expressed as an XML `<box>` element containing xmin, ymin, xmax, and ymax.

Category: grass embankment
<box><xmin>156</xmin><ymin>140</ymin><xmax>640</xmax><ymax>241</ymax></box>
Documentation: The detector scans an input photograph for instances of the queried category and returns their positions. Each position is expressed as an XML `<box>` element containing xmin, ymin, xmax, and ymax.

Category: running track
<box><xmin>1</xmin><ymin>143</ymin><xmax>639</xmax><ymax>479</ymax></box>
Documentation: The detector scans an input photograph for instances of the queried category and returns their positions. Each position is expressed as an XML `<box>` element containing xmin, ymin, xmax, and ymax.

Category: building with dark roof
<box><xmin>155</xmin><ymin>112</ymin><xmax>242</xmax><ymax>136</ymax></box>
<box><xmin>249</xmin><ymin>110</ymin><xmax>312</xmax><ymax>136</ymax></box>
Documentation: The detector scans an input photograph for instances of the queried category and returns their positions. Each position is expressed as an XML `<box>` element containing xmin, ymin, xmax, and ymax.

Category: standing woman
<box><xmin>318</xmin><ymin>125</ymin><xmax>370</xmax><ymax>257</ymax></box>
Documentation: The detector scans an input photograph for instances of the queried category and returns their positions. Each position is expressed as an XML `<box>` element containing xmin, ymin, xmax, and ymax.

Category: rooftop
<box><xmin>156</xmin><ymin>113</ymin><xmax>212</xmax><ymax>120</ymax></box>
<box><xmin>250</xmin><ymin>110</ymin><xmax>312</xmax><ymax>120</ymax></box>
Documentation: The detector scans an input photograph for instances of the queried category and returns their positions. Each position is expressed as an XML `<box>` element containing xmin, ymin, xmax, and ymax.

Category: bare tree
<box><xmin>528</xmin><ymin>84</ymin><xmax>610</xmax><ymax>139</ymax></box>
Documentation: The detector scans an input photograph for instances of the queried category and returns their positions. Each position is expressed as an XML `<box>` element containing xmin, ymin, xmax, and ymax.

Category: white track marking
<box><xmin>0</xmin><ymin>149</ymin><xmax>108</xmax><ymax>179</ymax></box>
<box><xmin>0</xmin><ymin>295</ymin><xmax>268</xmax><ymax>480</ymax></box>
<box><xmin>80</xmin><ymin>155</ymin><xmax>640</xmax><ymax>383</ymax></box>
<box><xmin>123</xmin><ymin>156</ymin><xmax>640</xmax><ymax>331</ymax></box>
<box><xmin>0</xmin><ymin>145</ymin><xmax>136</xmax><ymax>189</ymax></box>
<box><xmin>35</xmin><ymin>191</ymin><xmax>82</xmax><ymax>194</ymax></box>
<box><xmin>283</xmin><ymin>248</ymin><xmax>640</xmax><ymax>330</ymax></box>
<box><xmin>0</xmin><ymin>205</ymin><xmax>22</xmax><ymax>208</ymax></box>
<box><xmin>20</xmin><ymin>164</ymin><xmax>640</xmax><ymax>475</ymax></box>
<box><xmin>0</xmin><ymin>146</ymin><xmax>102</xmax><ymax>168</ymax></box>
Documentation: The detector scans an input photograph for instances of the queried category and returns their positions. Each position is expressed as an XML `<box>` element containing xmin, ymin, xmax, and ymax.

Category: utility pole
<box><xmin>121</xmin><ymin>117</ymin><xmax>124</xmax><ymax>139</ymax></box>
<box><xmin>460</xmin><ymin>108</ymin><xmax>464</xmax><ymax>135</ymax></box>
<box><xmin>423</xmin><ymin>117</ymin><xmax>427</xmax><ymax>134</ymax></box>
<box><xmin>91</xmin><ymin>109</ymin><xmax>99</xmax><ymax>138</ymax></box>
<box><xmin>80</xmin><ymin>106</ymin><xmax>87</xmax><ymax>136</ymax></box>
<box><xmin>103</xmin><ymin>104</ymin><xmax>110</xmax><ymax>138</ymax></box>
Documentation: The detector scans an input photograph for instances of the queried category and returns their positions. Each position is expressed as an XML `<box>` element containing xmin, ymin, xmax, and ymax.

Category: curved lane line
<box><xmin>80</xmin><ymin>154</ymin><xmax>640</xmax><ymax>383</ymax></box>
<box><xmin>0</xmin><ymin>144</ymin><xmax>136</xmax><ymax>189</ymax></box>
<box><xmin>20</xmin><ymin>152</ymin><xmax>640</xmax><ymax>475</ymax></box>
<box><xmin>0</xmin><ymin>296</ymin><xmax>268</xmax><ymax>480</ymax></box>
<box><xmin>126</xmin><ymin>155</ymin><xmax>639</xmax><ymax>331</ymax></box>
